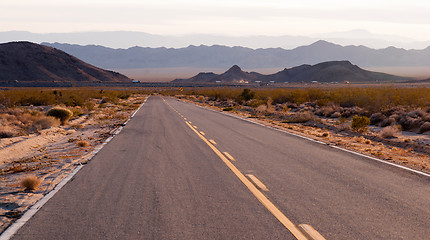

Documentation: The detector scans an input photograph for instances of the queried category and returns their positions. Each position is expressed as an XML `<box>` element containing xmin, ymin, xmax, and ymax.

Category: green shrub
<box><xmin>239</xmin><ymin>88</ymin><xmax>255</xmax><ymax>102</ymax></box>
<box><xmin>46</xmin><ymin>107</ymin><xmax>73</xmax><ymax>124</ymax></box>
<box><xmin>351</xmin><ymin>115</ymin><xmax>370</xmax><ymax>132</ymax></box>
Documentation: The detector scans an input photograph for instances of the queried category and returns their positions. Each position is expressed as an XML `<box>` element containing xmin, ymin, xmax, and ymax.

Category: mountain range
<box><xmin>173</xmin><ymin>61</ymin><xmax>410</xmax><ymax>83</ymax></box>
<box><xmin>2</xmin><ymin>30</ymin><xmax>430</xmax><ymax>49</ymax></box>
<box><xmin>42</xmin><ymin>41</ymin><xmax>430</xmax><ymax>71</ymax></box>
<box><xmin>0</xmin><ymin>42</ymin><xmax>129</xmax><ymax>82</ymax></box>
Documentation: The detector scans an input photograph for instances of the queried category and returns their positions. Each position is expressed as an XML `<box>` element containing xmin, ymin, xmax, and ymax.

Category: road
<box><xmin>8</xmin><ymin>96</ymin><xmax>430</xmax><ymax>239</ymax></box>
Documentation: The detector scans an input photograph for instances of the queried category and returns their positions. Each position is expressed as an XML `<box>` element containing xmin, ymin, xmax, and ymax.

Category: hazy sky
<box><xmin>3</xmin><ymin>0</ymin><xmax>430</xmax><ymax>40</ymax></box>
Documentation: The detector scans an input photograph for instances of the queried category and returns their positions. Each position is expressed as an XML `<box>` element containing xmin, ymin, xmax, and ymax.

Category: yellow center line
<box><xmin>162</xmin><ymin>96</ymin><xmax>323</xmax><ymax>240</ymax></box>
<box><xmin>183</xmin><ymin>120</ymin><xmax>308</xmax><ymax>240</ymax></box>
<box><xmin>223</xmin><ymin>152</ymin><xmax>235</xmax><ymax>162</ymax></box>
<box><xmin>246</xmin><ymin>174</ymin><xmax>269</xmax><ymax>191</ymax></box>
<box><xmin>299</xmin><ymin>224</ymin><xmax>327</xmax><ymax>240</ymax></box>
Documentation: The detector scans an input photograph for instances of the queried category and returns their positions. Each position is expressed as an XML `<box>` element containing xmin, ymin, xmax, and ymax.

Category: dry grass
<box><xmin>381</xmin><ymin>126</ymin><xmax>399</xmax><ymax>138</ymax></box>
<box><xmin>20</xmin><ymin>175</ymin><xmax>41</xmax><ymax>190</ymax></box>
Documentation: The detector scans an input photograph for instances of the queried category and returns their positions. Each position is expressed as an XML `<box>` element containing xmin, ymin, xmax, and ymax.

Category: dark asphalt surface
<box><xmin>11</xmin><ymin>96</ymin><xmax>430</xmax><ymax>239</ymax></box>
<box><xmin>11</xmin><ymin>96</ymin><xmax>293</xmax><ymax>240</ymax></box>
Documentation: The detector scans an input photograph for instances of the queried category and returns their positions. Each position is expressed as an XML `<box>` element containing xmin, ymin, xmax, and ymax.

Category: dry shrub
<box><xmin>381</xmin><ymin>126</ymin><xmax>399</xmax><ymax>138</ymax></box>
<box><xmin>370</xmin><ymin>113</ymin><xmax>386</xmax><ymax>125</ymax></box>
<box><xmin>351</xmin><ymin>115</ymin><xmax>370</xmax><ymax>132</ymax></box>
<box><xmin>422</xmin><ymin>114</ymin><xmax>430</xmax><ymax>122</ymax></box>
<box><xmin>197</xmin><ymin>95</ymin><xmax>205</xmax><ymax>102</ymax></box>
<box><xmin>398</xmin><ymin>116</ymin><xmax>421</xmax><ymax>130</ymax></box>
<box><xmin>315</xmin><ymin>105</ymin><xmax>336</xmax><ymax>117</ymax></box>
<box><xmin>31</xmin><ymin>116</ymin><xmax>60</xmax><ymax>131</ymax></box>
<box><xmin>76</xmin><ymin>140</ymin><xmax>89</xmax><ymax>147</ymax></box>
<box><xmin>330</xmin><ymin>112</ymin><xmax>341</xmax><ymax>118</ymax></box>
<box><xmin>282</xmin><ymin>111</ymin><xmax>314</xmax><ymax>123</ymax></box>
<box><xmin>266</xmin><ymin>98</ymin><xmax>275</xmax><ymax>114</ymax></box>
<box><xmin>380</xmin><ymin>117</ymin><xmax>396</xmax><ymax>127</ymax></box>
<box><xmin>419</xmin><ymin>122</ymin><xmax>430</xmax><ymax>133</ymax></box>
<box><xmin>321</xmin><ymin>132</ymin><xmax>329</xmax><ymax>137</ymax></box>
<box><xmin>256</xmin><ymin>104</ymin><xmax>267</xmax><ymax>113</ymax></box>
<box><xmin>84</xmin><ymin>101</ymin><xmax>96</xmax><ymax>111</ymax></box>
<box><xmin>46</xmin><ymin>107</ymin><xmax>73</xmax><ymax>124</ymax></box>
<box><xmin>407</xmin><ymin>109</ymin><xmax>425</xmax><ymax>118</ymax></box>
<box><xmin>20</xmin><ymin>175</ymin><xmax>41</xmax><ymax>190</ymax></box>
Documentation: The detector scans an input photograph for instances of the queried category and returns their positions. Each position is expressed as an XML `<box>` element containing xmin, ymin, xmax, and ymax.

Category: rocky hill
<box><xmin>173</xmin><ymin>61</ymin><xmax>410</xmax><ymax>83</ymax></box>
<box><xmin>0</xmin><ymin>42</ymin><xmax>130</xmax><ymax>82</ymax></box>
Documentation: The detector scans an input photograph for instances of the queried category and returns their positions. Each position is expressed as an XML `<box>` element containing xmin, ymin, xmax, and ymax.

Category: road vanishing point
<box><xmin>4</xmin><ymin>96</ymin><xmax>430</xmax><ymax>240</ymax></box>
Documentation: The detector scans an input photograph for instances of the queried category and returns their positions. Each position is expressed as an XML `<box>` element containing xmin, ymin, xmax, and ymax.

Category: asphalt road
<box><xmin>9</xmin><ymin>96</ymin><xmax>430</xmax><ymax>239</ymax></box>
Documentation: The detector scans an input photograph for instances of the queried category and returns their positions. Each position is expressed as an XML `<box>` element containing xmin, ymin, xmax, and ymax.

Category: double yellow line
<box><xmin>163</xmin><ymin>97</ymin><xmax>325</xmax><ymax>240</ymax></box>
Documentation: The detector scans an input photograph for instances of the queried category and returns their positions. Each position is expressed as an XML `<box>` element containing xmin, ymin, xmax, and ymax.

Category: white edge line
<box><xmin>176</xmin><ymin>98</ymin><xmax>430</xmax><ymax>179</ymax></box>
<box><xmin>0</xmin><ymin>97</ymin><xmax>148</xmax><ymax>240</ymax></box>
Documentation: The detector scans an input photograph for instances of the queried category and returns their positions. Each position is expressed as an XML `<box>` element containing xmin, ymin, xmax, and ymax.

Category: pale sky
<box><xmin>3</xmin><ymin>0</ymin><xmax>430</xmax><ymax>40</ymax></box>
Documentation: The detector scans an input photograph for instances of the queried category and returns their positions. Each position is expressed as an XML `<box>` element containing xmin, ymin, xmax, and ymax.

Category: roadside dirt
<box><xmin>0</xmin><ymin>95</ymin><xmax>146</xmax><ymax>234</ymax></box>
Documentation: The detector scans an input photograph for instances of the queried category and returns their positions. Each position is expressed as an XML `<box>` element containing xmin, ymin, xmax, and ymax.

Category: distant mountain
<box><xmin>179</xmin><ymin>65</ymin><xmax>262</xmax><ymax>83</ymax></box>
<box><xmin>2</xmin><ymin>30</ymin><xmax>430</xmax><ymax>49</ymax></box>
<box><xmin>42</xmin><ymin>41</ymin><xmax>430</xmax><ymax>70</ymax></box>
<box><xmin>173</xmin><ymin>61</ymin><xmax>410</xmax><ymax>83</ymax></box>
<box><xmin>0</xmin><ymin>42</ymin><xmax>130</xmax><ymax>82</ymax></box>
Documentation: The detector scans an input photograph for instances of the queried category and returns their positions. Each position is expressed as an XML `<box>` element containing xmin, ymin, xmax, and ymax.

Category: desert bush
<box><xmin>76</xmin><ymin>140</ymin><xmax>89</xmax><ymax>147</ymax></box>
<box><xmin>70</xmin><ymin>107</ymin><xmax>84</xmax><ymax>118</ymax></box>
<box><xmin>20</xmin><ymin>175</ymin><xmax>41</xmax><ymax>190</ymax></box>
<box><xmin>84</xmin><ymin>101</ymin><xmax>96</xmax><ymax>111</ymax></box>
<box><xmin>315</xmin><ymin>105</ymin><xmax>337</xmax><ymax>117</ymax></box>
<box><xmin>256</xmin><ymin>104</ymin><xmax>267</xmax><ymax>113</ymax></box>
<box><xmin>282</xmin><ymin>112</ymin><xmax>314</xmax><ymax>123</ymax></box>
<box><xmin>398</xmin><ymin>115</ymin><xmax>421</xmax><ymax>130</ymax></box>
<box><xmin>239</xmin><ymin>88</ymin><xmax>255</xmax><ymax>102</ymax></box>
<box><xmin>46</xmin><ymin>107</ymin><xmax>73</xmax><ymax>124</ymax></box>
<box><xmin>422</xmin><ymin>114</ymin><xmax>430</xmax><ymax>122</ymax></box>
<box><xmin>330</xmin><ymin>112</ymin><xmax>341</xmax><ymax>118</ymax></box>
<box><xmin>30</xmin><ymin>116</ymin><xmax>60</xmax><ymax>131</ymax></box>
<box><xmin>381</xmin><ymin>126</ymin><xmax>399</xmax><ymax>138</ymax></box>
<box><xmin>419</xmin><ymin>122</ymin><xmax>430</xmax><ymax>133</ymax></box>
<box><xmin>380</xmin><ymin>117</ymin><xmax>396</xmax><ymax>127</ymax></box>
<box><xmin>351</xmin><ymin>115</ymin><xmax>370</xmax><ymax>132</ymax></box>
<box><xmin>370</xmin><ymin>113</ymin><xmax>386</xmax><ymax>125</ymax></box>
<box><xmin>408</xmin><ymin>109</ymin><xmax>425</xmax><ymax>118</ymax></box>
<box><xmin>246</xmin><ymin>99</ymin><xmax>266</xmax><ymax>107</ymax></box>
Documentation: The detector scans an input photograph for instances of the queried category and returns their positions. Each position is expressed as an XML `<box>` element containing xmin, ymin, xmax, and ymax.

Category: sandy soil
<box><xmin>0</xmin><ymin>95</ymin><xmax>147</xmax><ymax>234</ymax></box>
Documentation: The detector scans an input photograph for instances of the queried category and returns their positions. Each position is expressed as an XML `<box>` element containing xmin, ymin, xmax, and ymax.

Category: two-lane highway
<box><xmin>6</xmin><ymin>95</ymin><xmax>430</xmax><ymax>239</ymax></box>
<box><xmin>9</xmin><ymin>96</ymin><xmax>295</xmax><ymax>240</ymax></box>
